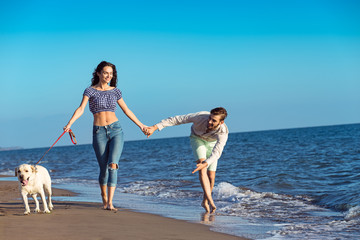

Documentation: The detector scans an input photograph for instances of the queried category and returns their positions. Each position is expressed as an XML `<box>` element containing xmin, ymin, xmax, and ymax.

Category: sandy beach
<box><xmin>0</xmin><ymin>177</ymin><xmax>247</xmax><ymax>240</ymax></box>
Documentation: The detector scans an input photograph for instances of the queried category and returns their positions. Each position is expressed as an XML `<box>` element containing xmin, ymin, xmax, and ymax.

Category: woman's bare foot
<box><xmin>102</xmin><ymin>198</ymin><xmax>108</xmax><ymax>209</ymax></box>
<box><xmin>107</xmin><ymin>204</ymin><xmax>118</xmax><ymax>211</ymax></box>
<box><xmin>100</xmin><ymin>187</ymin><xmax>108</xmax><ymax>210</ymax></box>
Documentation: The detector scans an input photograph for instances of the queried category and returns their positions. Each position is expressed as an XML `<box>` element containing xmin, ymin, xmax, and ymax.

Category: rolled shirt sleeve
<box><xmin>155</xmin><ymin>112</ymin><xmax>207</xmax><ymax>131</ymax></box>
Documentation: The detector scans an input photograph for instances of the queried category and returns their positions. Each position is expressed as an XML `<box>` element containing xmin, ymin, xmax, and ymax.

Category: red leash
<box><xmin>35</xmin><ymin>129</ymin><xmax>77</xmax><ymax>165</ymax></box>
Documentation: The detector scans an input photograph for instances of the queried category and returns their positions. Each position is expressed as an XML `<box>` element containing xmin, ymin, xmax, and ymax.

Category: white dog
<box><xmin>15</xmin><ymin>164</ymin><xmax>53</xmax><ymax>215</ymax></box>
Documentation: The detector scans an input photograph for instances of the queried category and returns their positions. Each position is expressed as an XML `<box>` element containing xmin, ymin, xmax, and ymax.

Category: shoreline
<box><xmin>0</xmin><ymin>177</ymin><xmax>248</xmax><ymax>240</ymax></box>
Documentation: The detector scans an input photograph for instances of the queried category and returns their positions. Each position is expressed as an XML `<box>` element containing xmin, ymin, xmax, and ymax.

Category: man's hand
<box><xmin>144</xmin><ymin>125</ymin><xmax>158</xmax><ymax>138</ymax></box>
<box><xmin>192</xmin><ymin>162</ymin><xmax>208</xmax><ymax>174</ymax></box>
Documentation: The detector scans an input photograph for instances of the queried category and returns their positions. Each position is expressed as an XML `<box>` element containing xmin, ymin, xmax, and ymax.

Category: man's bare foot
<box><xmin>210</xmin><ymin>204</ymin><xmax>216</xmax><ymax>214</ymax></box>
<box><xmin>201</xmin><ymin>200</ymin><xmax>210</xmax><ymax>212</ymax></box>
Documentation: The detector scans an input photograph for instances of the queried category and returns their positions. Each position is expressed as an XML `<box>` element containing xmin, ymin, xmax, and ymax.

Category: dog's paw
<box><xmin>24</xmin><ymin>211</ymin><xmax>30</xmax><ymax>215</ymax></box>
<box><xmin>43</xmin><ymin>209</ymin><xmax>51</xmax><ymax>214</ymax></box>
<box><xmin>34</xmin><ymin>208</ymin><xmax>40</xmax><ymax>213</ymax></box>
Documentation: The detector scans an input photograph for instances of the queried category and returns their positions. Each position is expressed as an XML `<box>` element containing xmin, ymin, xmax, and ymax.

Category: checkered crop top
<box><xmin>83</xmin><ymin>87</ymin><xmax>122</xmax><ymax>114</ymax></box>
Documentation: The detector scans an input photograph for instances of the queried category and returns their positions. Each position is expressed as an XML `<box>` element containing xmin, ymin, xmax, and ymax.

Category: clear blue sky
<box><xmin>1</xmin><ymin>0</ymin><xmax>359</xmax><ymax>149</ymax></box>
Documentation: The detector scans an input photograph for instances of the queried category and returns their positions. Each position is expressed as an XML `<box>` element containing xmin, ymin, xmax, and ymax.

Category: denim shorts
<box><xmin>92</xmin><ymin>121</ymin><xmax>124</xmax><ymax>187</ymax></box>
<box><xmin>190</xmin><ymin>135</ymin><xmax>217</xmax><ymax>171</ymax></box>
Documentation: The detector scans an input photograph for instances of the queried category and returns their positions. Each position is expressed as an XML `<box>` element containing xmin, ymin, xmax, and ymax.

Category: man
<box><xmin>145</xmin><ymin>107</ymin><xmax>228</xmax><ymax>213</ymax></box>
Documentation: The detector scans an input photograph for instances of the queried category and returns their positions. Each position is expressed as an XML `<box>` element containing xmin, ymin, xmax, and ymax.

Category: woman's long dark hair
<box><xmin>91</xmin><ymin>61</ymin><xmax>118</xmax><ymax>87</ymax></box>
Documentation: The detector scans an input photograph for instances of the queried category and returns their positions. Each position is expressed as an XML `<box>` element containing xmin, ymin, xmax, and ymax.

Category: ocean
<box><xmin>1</xmin><ymin>123</ymin><xmax>359</xmax><ymax>239</ymax></box>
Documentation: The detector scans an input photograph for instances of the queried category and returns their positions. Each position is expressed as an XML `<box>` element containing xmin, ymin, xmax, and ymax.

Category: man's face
<box><xmin>207</xmin><ymin>114</ymin><xmax>223</xmax><ymax>131</ymax></box>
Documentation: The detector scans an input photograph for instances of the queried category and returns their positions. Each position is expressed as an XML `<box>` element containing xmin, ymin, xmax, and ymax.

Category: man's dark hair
<box><xmin>210</xmin><ymin>107</ymin><xmax>228</xmax><ymax>121</ymax></box>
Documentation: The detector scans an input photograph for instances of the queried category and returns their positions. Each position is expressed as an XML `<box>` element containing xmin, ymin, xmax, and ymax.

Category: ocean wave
<box><xmin>116</xmin><ymin>180</ymin><xmax>360</xmax><ymax>239</ymax></box>
<box><xmin>345</xmin><ymin>205</ymin><xmax>360</xmax><ymax>220</ymax></box>
<box><xmin>119</xmin><ymin>179</ymin><xmax>200</xmax><ymax>199</ymax></box>
<box><xmin>270</xmin><ymin>218</ymin><xmax>360</xmax><ymax>240</ymax></box>
<box><xmin>52</xmin><ymin>177</ymin><xmax>98</xmax><ymax>186</ymax></box>
<box><xmin>0</xmin><ymin>169</ymin><xmax>14</xmax><ymax>176</ymax></box>
<box><xmin>212</xmin><ymin>182</ymin><xmax>360</xmax><ymax>239</ymax></box>
<box><xmin>213</xmin><ymin>182</ymin><xmax>317</xmax><ymax>220</ymax></box>
<box><xmin>0</xmin><ymin>167</ymin><xmax>60</xmax><ymax>176</ymax></box>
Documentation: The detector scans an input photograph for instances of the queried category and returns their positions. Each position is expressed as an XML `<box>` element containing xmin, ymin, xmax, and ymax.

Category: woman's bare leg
<box><xmin>100</xmin><ymin>185</ymin><xmax>108</xmax><ymax>209</ymax></box>
<box><xmin>107</xmin><ymin>163</ymin><xmax>118</xmax><ymax>211</ymax></box>
<box><xmin>107</xmin><ymin>186</ymin><xmax>117</xmax><ymax>210</ymax></box>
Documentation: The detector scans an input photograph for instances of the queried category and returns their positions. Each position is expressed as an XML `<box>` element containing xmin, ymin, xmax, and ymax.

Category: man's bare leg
<box><xmin>199</xmin><ymin>178</ymin><xmax>210</xmax><ymax>212</ymax></box>
<box><xmin>198</xmin><ymin>164</ymin><xmax>216</xmax><ymax>213</ymax></box>
<box><xmin>197</xmin><ymin>158</ymin><xmax>210</xmax><ymax>212</ymax></box>
<box><xmin>201</xmin><ymin>171</ymin><xmax>216</xmax><ymax>213</ymax></box>
<box><xmin>207</xmin><ymin>170</ymin><xmax>216</xmax><ymax>213</ymax></box>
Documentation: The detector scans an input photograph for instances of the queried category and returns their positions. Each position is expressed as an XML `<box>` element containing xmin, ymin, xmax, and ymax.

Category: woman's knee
<box><xmin>108</xmin><ymin>163</ymin><xmax>119</xmax><ymax>170</ymax></box>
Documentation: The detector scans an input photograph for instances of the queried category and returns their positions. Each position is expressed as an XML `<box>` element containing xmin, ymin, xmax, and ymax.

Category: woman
<box><xmin>64</xmin><ymin>61</ymin><xmax>146</xmax><ymax>211</ymax></box>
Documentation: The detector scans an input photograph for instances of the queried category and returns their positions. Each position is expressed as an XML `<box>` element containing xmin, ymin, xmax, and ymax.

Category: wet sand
<box><xmin>0</xmin><ymin>178</ymin><xmax>248</xmax><ymax>240</ymax></box>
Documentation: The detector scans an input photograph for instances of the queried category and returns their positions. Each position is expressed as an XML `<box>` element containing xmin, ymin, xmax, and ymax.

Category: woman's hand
<box><xmin>63</xmin><ymin>124</ymin><xmax>72</xmax><ymax>132</ymax></box>
<box><xmin>140</xmin><ymin>125</ymin><xmax>149</xmax><ymax>136</ymax></box>
<box><xmin>144</xmin><ymin>125</ymin><xmax>158</xmax><ymax>138</ymax></box>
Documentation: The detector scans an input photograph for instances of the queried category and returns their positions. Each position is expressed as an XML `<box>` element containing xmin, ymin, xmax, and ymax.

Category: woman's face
<box><xmin>97</xmin><ymin>66</ymin><xmax>113</xmax><ymax>84</ymax></box>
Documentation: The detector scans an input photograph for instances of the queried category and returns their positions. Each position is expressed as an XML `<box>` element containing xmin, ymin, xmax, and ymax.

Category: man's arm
<box><xmin>192</xmin><ymin>133</ymin><xmax>228</xmax><ymax>173</ymax></box>
<box><xmin>145</xmin><ymin>112</ymin><xmax>198</xmax><ymax>138</ymax></box>
<box><xmin>205</xmin><ymin>133</ymin><xmax>228</xmax><ymax>166</ymax></box>
<box><xmin>155</xmin><ymin>112</ymin><xmax>206</xmax><ymax>131</ymax></box>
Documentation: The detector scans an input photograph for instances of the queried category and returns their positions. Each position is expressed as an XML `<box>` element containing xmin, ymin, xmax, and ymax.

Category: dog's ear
<box><xmin>15</xmin><ymin>167</ymin><xmax>18</xmax><ymax>177</ymax></box>
<box><xmin>31</xmin><ymin>165</ymin><xmax>37</xmax><ymax>173</ymax></box>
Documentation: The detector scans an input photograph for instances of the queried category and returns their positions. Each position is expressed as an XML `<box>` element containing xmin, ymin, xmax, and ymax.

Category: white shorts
<box><xmin>190</xmin><ymin>135</ymin><xmax>217</xmax><ymax>171</ymax></box>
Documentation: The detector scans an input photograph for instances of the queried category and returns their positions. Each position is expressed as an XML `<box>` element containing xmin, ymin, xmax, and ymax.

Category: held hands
<box><xmin>142</xmin><ymin>125</ymin><xmax>158</xmax><ymax>138</ymax></box>
<box><xmin>140</xmin><ymin>125</ymin><xmax>148</xmax><ymax>135</ymax></box>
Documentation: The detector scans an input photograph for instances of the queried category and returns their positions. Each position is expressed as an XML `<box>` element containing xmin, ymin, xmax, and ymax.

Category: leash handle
<box><xmin>35</xmin><ymin>129</ymin><xmax>77</xmax><ymax>165</ymax></box>
<box><xmin>68</xmin><ymin>129</ymin><xmax>77</xmax><ymax>144</ymax></box>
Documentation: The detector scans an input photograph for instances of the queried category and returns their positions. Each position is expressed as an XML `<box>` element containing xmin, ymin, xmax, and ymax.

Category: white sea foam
<box><xmin>0</xmin><ymin>169</ymin><xmax>14</xmax><ymax>176</ymax></box>
<box><xmin>270</xmin><ymin>218</ymin><xmax>360</xmax><ymax>240</ymax></box>
<box><xmin>52</xmin><ymin>177</ymin><xmax>98</xmax><ymax>186</ymax></box>
<box><xmin>345</xmin><ymin>205</ymin><xmax>360</xmax><ymax>220</ymax></box>
<box><xmin>212</xmin><ymin>182</ymin><xmax>320</xmax><ymax>220</ymax></box>
<box><xmin>210</xmin><ymin>182</ymin><xmax>360</xmax><ymax>239</ymax></box>
<box><xmin>119</xmin><ymin>180</ymin><xmax>200</xmax><ymax>199</ymax></box>
<box><xmin>116</xmin><ymin>180</ymin><xmax>360</xmax><ymax>239</ymax></box>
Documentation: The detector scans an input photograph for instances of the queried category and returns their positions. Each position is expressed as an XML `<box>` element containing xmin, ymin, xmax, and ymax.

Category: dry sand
<box><xmin>0</xmin><ymin>177</ymin><xmax>248</xmax><ymax>240</ymax></box>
